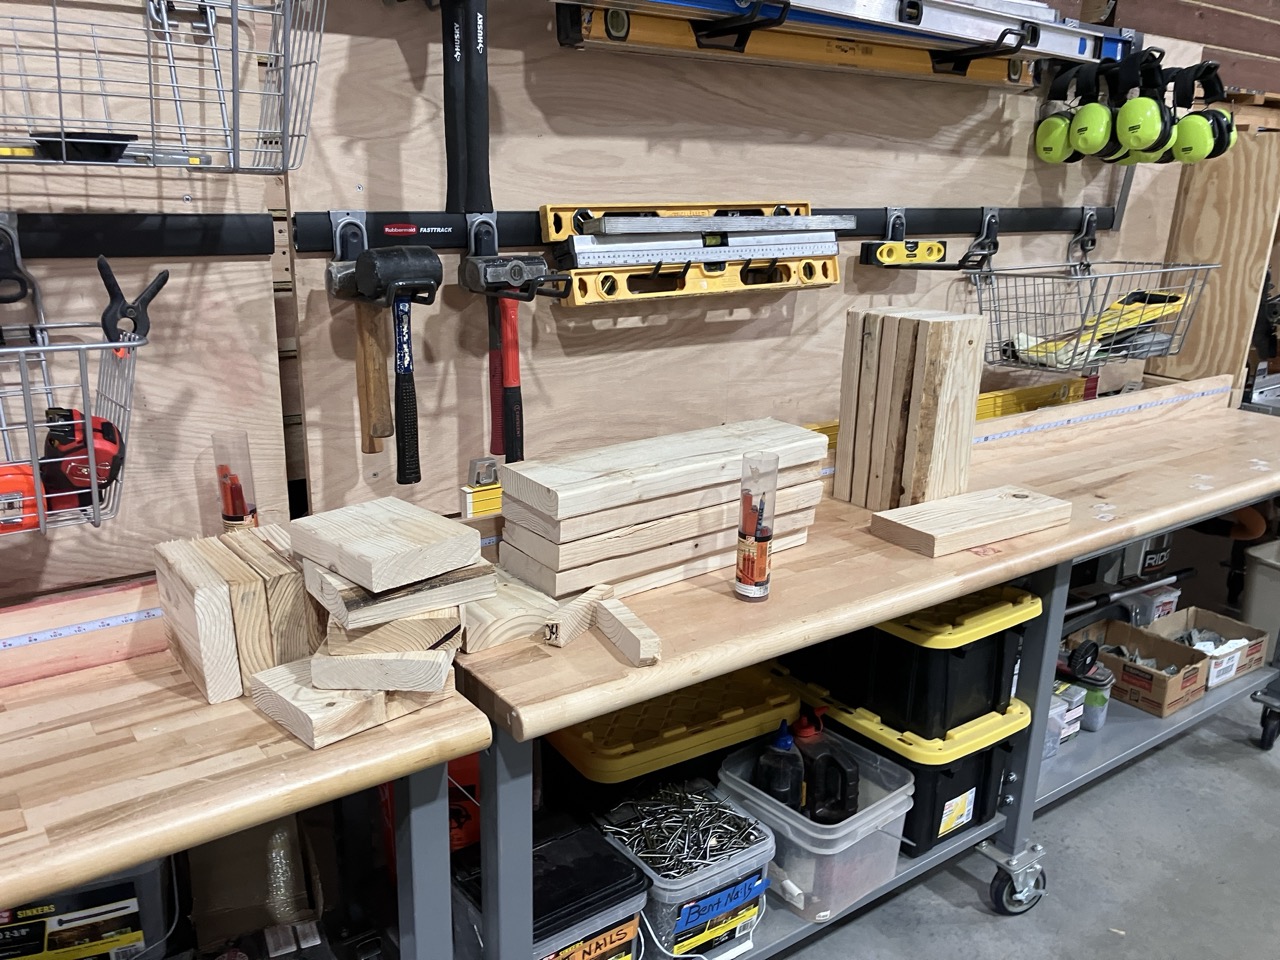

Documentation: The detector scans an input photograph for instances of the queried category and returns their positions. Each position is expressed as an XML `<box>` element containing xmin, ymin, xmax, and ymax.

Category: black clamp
<box><xmin>98</xmin><ymin>255</ymin><xmax>168</xmax><ymax>342</ymax></box>
<box><xmin>692</xmin><ymin>0</ymin><xmax>790</xmax><ymax>53</ymax></box>
<box><xmin>930</xmin><ymin>26</ymin><xmax>1031</xmax><ymax>77</ymax></box>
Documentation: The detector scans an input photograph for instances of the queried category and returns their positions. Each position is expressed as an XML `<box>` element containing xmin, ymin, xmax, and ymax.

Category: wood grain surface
<box><xmin>458</xmin><ymin>394</ymin><xmax>1280</xmax><ymax>741</ymax></box>
<box><xmin>289</xmin><ymin>2</ymin><xmax>1198</xmax><ymax>514</ymax></box>
<box><xmin>868</xmin><ymin>485</ymin><xmax>1073</xmax><ymax>557</ymax></box>
<box><xmin>0</xmin><ymin>651</ymin><xmax>490</xmax><ymax>904</ymax></box>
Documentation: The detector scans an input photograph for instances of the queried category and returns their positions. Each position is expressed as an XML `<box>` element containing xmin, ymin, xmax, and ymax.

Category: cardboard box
<box><xmin>1068</xmin><ymin>621</ymin><xmax>1207</xmax><ymax>718</ymax></box>
<box><xmin>1144</xmin><ymin>608</ymin><xmax>1271</xmax><ymax>689</ymax></box>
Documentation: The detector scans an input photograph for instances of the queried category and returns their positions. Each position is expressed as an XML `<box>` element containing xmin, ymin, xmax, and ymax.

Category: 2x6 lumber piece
<box><xmin>832</xmin><ymin>310</ymin><xmax>865</xmax><ymax>503</ymax></box>
<box><xmin>188</xmin><ymin>538</ymin><xmax>276</xmax><ymax>686</ymax></box>
<box><xmin>594</xmin><ymin>598</ymin><xmax>661</xmax><ymax>667</ymax></box>
<box><xmin>545</xmin><ymin>585</ymin><xmax>615</xmax><ymax>647</ymax></box>
<box><xmin>900</xmin><ymin>313</ymin><xmax>986</xmax><ymax>505</ymax></box>
<box><xmin>326</xmin><ymin>616</ymin><xmax>462</xmax><ymax>656</ymax></box>
<box><xmin>501</xmin><ymin>462</ymin><xmax>822</xmax><ymax>544</ymax></box>
<box><xmin>499</xmin><ymin>507</ymin><xmax>817</xmax><ymax>598</ymax></box>
<box><xmin>497</xmin><ymin>418</ymin><xmax>827</xmax><ymax>520</ymax></box>
<box><xmin>221</xmin><ymin>529</ymin><xmax>321</xmax><ymax>664</ymax></box>
<box><xmin>610</xmin><ymin>530</ymin><xmax>808</xmax><ymax>598</ymax></box>
<box><xmin>290</xmin><ymin>497</ymin><xmax>481</xmax><ymax>592</ymax></box>
<box><xmin>249</xmin><ymin>659</ymin><xmax>454</xmax><ymax>749</ymax></box>
<box><xmin>868</xmin><ymin>484</ymin><xmax>1073</xmax><ymax>557</ymax></box>
<box><xmin>303</xmin><ymin>558</ymin><xmax>495</xmax><ymax>629</ymax></box>
<box><xmin>879</xmin><ymin>312</ymin><xmax>924</xmax><ymax>511</ymax></box>
<box><xmin>502</xmin><ymin>481</ymin><xmax>824</xmax><ymax>570</ymax></box>
<box><xmin>311</xmin><ymin>639</ymin><xmax>458</xmax><ymax>693</ymax></box>
<box><xmin>462</xmin><ymin>569</ymin><xmax>559</xmax><ymax>653</ymax></box>
<box><xmin>849</xmin><ymin>311</ymin><xmax>884</xmax><ymax>507</ymax></box>
<box><xmin>154</xmin><ymin>540</ymin><xmax>243</xmax><ymax>704</ymax></box>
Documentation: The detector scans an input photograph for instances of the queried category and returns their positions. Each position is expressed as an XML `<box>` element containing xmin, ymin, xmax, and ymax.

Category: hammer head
<box><xmin>326</xmin><ymin>260</ymin><xmax>359</xmax><ymax>300</ymax></box>
<box><xmin>355</xmin><ymin>245</ymin><xmax>444</xmax><ymax>306</ymax></box>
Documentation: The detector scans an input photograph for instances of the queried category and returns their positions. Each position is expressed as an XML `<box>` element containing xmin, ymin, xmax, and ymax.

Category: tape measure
<box><xmin>859</xmin><ymin>240</ymin><xmax>947</xmax><ymax>266</ymax></box>
<box><xmin>0</xmin><ymin>606</ymin><xmax>163</xmax><ymax>651</ymax></box>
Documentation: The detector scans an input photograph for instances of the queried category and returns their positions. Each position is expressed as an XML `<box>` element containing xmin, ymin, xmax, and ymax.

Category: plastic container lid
<box><xmin>454</xmin><ymin>814</ymin><xmax>648</xmax><ymax>943</ymax></box>
<box><xmin>837</xmin><ymin>700</ymin><xmax>1031</xmax><ymax>765</ymax></box>
<box><xmin>876</xmin><ymin>587</ymin><xmax>1042</xmax><ymax>650</ymax></box>
<box><xmin>547</xmin><ymin>665</ymin><xmax>800</xmax><ymax>783</ymax></box>
<box><xmin>718</xmin><ymin>729</ymin><xmax>915</xmax><ymax>856</ymax></box>
<box><xmin>1246</xmin><ymin>540</ymin><xmax>1280</xmax><ymax>570</ymax></box>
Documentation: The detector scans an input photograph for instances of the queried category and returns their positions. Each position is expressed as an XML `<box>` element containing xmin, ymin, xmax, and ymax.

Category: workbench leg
<box><xmin>395</xmin><ymin>765</ymin><xmax>453</xmax><ymax>960</ymax></box>
<box><xmin>480</xmin><ymin>727</ymin><xmax>534</xmax><ymax>960</ymax></box>
<box><xmin>980</xmin><ymin>561</ymin><xmax>1071</xmax><ymax>911</ymax></box>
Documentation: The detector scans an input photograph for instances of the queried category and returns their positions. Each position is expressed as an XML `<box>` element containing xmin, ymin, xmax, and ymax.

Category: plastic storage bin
<box><xmin>718</xmin><ymin>731</ymin><xmax>915</xmax><ymax>922</ymax></box>
<box><xmin>1043</xmin><ymin>695</ymin><xmax>1067</xmax><ymax>762</ymax></box>
<box><xmin>1243</xmin><ymin>540</ymin><xmax>1280</xmax><ymax>665</ymax></box>
<box><xmin>453</xmin><ymin>815</ymin><xmax>648</xmax><ymax>960</ymax></box>
<box><xmin>863</xmin><ymin>588</ymin><xmax>1040</xmax><ymax>740</ymax></box>
<box><xmin>599</xmin><ymin>787</ymin><xmax>774</xmax><ymax>959</ymax></box>
<box><xmin>547</xmin><ymin>665</ymin><xmax>800</xmax><ymax>783</ymax></box>
<box><xmin>830</xmin><ymin>700</ymin><xmax>1031</xmax><ymax>857</ymax></box>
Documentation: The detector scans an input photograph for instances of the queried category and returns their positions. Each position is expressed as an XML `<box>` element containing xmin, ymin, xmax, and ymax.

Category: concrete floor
<box><xmin>786</xmin><ymin>698</ymin><xmax>1280</xmax><ymax>960</ymax></box>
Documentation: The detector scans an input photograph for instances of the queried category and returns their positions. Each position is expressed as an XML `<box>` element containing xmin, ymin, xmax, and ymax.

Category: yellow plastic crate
<box><xmin>877</xmin><ymin>586</ymin><xmax>1041</xmax><ymax>650</ymax></box>
<box><xmin>976</xmin><ymin>376</ymin><xmax>1087</xmax><ymax>421</ymax></box>
<box><xmin>766</xmin><ymin>663</ymin><xmax>1030</xmax><ymax>765</ymax></box>
<box><xmin>546</xmin><ymin>665</ymin><xmax>800</xmax><ymax>783</ymax></box>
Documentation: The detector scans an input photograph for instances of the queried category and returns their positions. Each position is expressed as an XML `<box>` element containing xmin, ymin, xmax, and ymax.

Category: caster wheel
<box><xmin>989</xmin><ymin>868</ymin><xmax>1046</xmax><ymax>915</ymax></box>
<box><xmin>1260</xmin><ymin>709</ymin><xmax>1280</xmax><ymax>752</ymax></box>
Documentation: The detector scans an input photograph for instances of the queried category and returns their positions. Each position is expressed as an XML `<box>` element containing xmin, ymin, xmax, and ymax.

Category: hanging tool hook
<box><xmin>98</xmin><ymin>256</ymin><xmax>167</xmax><ymax>343</ymax></box>
<box><xmin>1066</xmin><ymin>206</ymin><xmax>1098</xmax><ymax>275</ymax></box>
<box><xmin>960</xmin><ymin>207</ymin><xmax>1001</xmax><ymax>276</ymax></box>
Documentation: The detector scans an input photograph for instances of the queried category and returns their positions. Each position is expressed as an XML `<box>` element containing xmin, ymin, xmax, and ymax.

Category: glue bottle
<box><xmin>793</xmin><ymin>710</ymin><xmax>861</xmax><ymax>825</ymax></box>
<box><xmin>751</xmin><ymin>720</ymin><xmax>805</xmax><ymax>812</ymax></box>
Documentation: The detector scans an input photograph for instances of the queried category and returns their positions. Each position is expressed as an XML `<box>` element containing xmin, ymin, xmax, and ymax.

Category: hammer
<box><xmin>326</xmin><ymin>260</ymin><xmax>393</xmax><ymax>455</ymax></box>
<box><xmin>355</xmin><ymin>246</ymin><xmax>444</xmax><ymax>485</ymax></box>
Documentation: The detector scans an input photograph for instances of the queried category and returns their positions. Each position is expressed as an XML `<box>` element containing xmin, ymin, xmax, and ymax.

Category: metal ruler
<box><xmin>581</xmin><ymin>214</ymin><xmax>859</xmax><ymax>235</ymax></box>
<box><xmin>560</xmin><ymin>230</ymin><xmax>840</xmax><ymax>268</ymax></box>
<box><xmin>0</xmin><ymin>606</ymin><xmax>164</xmax><ymax>651</ymax></box>
<box><xmin>581</xmin><ymin>0</ymin><xmax>1133</xmax><ymax>62</ymax></box>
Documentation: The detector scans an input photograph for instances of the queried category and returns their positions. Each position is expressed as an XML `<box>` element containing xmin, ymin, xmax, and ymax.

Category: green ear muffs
<box><xmin>1069</xmin><ymin>62</ymin><xmax>1116</xmax><ymax>155</ymax></box>
<box><xmin>1173</xmin><ymin>63</ymin><xmax>1237</xmax><ymax>164</ymax></box>
<box><xmin>1116</xmin><ymin>50</ymin><xmax>1174</xmax><ymax>151</ymax></box>
<box><xmin>1131</xmin><ymin>123</ymin><xmax>1179</xmax><ymax>163</ymax></box>
<box><xmin>1036</xmin><ymin>64</ymin><xmax>1084</xmax><ymax>163</ymax></box>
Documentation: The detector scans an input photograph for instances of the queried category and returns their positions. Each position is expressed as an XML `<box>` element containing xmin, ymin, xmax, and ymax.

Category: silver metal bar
<box><xmin>583</xmin><ymin>214</ymin><xmax>858</xmax><ymax>235</ymax></box>
<box><xmin>565</xmin><ymin>230</ymin><xmax>839</xmax><ymax>268</ymax></box>
<box><xmin>394</xmin><ymin>765</ymin><xmax>453</xmax><ymax>960</ymax></box>
<box><xmin>996</xmin><ymin>560</ymin><xmax>1070</xmax><ymax>854</ymax></box>
<box><xmin>479</xmin><ymin>728</ymin><xmax>533</xmax><ymax>960</ymax></box>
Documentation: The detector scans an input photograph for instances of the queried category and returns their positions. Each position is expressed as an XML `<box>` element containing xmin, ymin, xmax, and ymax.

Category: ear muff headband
<box><xmin>1036</xmin><ymin>64</ymin><xmax>1085</xmax><ymax>163</ymax></box>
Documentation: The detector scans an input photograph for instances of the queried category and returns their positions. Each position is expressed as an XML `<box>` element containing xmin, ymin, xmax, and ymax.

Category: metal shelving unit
<box><xmin>1037</xmin><ymin>667</ymin><xmax>1280</xmax><ymax>809</ymax></box>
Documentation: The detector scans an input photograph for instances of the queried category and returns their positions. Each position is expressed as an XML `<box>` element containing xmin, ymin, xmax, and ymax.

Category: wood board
<box><xmin>326</xmin><ymin>616</ymin><xmax>462</xmax><ymax>656</ymax></box>
<box><xmin>545</xmin><ymin>584</ymin><xmax>615</xmax><ymax>647</ymax></box>
<box><xmin>303</xmin><ymin>558</ymin><xmax>494</xmax><ymax>629</ymax></box>
<box><xmin>500</xmin><ymin>462</ymin><xmax>823</xmax><ymax>543</ymax></box>
<box><xmin>868</xmin><ymin>485</ymin><xmax>1074</xmax><ymax>557</ymax></box>
<box><xmin>1147</xmin><ymin>132</ymin><xmax>1280</xmax><ymax>390</ymax></box>
<box><xmin>611</xmin><ymin>530</ymin><xmax>809</xmax><ymax>598</ymax></box>
<box><xmin>290</xmin><ymin>497</ymin><xmax>482</xmax><ymax>592</ymax></box>
<box><xmin>188</xmin><ymin>538</ymin><xmax>276</xmax><ymax>686</ymax></box>
<box><xmin>499</xmin><ymin>507</ymin><xmax>817</xmax><ymax>598</ymax></box>
<box><xmin>501</xmin><ymin>480</ymin><xmax>824</xmax><ymax>570</ymax></box>
<box><xmin>832</xmin><ymin>310</ymin><xmax>864</xmax><ymax>503</ymax></box>
<box><xmin>221</xmin><ymin>529</ymin><xmax>325</xmax><ymax>661</ymax></box>
<box><xmin>594</xmin><ymin>599</ymin><xmax>662</xmax><ymax>667</ymax></box>
<box><xmin>311</xmin><ymin>640</ymin><xmax>456</xmax><ymax>693</ymax></box>
<box><xmin>496</xmin><ymin>419</ymin><xmax>827</xmax><ymax>520</ymax></box>
<box><xmin>461</xmin><ymin>569</ymin><xmax>559</xmax><ymax>653</ymax></box>
<box><xmin>153</xmin><ymin>539</ymin><xmax>242</xmax><ymax>704</ymax></box>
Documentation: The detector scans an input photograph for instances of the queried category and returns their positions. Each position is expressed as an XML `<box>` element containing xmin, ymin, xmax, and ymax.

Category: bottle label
<box><xmin>734</xmin><ymin>533</ymin><xmax>772</xmax><ymax>598</ymax></box>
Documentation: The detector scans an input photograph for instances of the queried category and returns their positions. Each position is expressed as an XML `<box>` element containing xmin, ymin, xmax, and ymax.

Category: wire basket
<box><xmin>0</xmin><ymin>0</ymin><xmax>325</xmax><ymax>174</ymax></box>
<box><xmin>973</xmin><ymin>260</ymin><xmax>1219</xmax><ymax>372</ymax></box>
<box><xmin>0</xmin><ymin>315</ymin><xmax>146</xmax><ymax>537</ymax></box>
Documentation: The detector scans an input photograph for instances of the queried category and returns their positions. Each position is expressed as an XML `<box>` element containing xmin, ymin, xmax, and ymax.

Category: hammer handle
<box><xmin>355</xmin><ymin>299</ymin><xmax>393</xmax><ymax>453</ymax></box>
<box><xmin>487</xmin><ymin>297</ymin><xmax>504</xmax><ymax>456</ymax></box>
<box><xmin>393</xmin><ymin>297</ymin><xmax>421</xmax><ymax>485</ymax></box>
<box><xmin>499</xmin><ymin>296</ymin><xmax>524</xmax><ymax>463</ymax></box>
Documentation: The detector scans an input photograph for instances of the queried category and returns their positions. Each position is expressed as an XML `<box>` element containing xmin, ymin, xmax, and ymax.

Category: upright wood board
<box><xmin>221</xmin><ymin>529</ymin><xmax>321</xmax><ymax>664</ymax></box>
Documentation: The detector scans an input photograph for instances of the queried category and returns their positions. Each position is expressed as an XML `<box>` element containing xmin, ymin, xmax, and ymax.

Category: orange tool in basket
<box><xmin>0</xmin><ymin>464</ymin><xmax>38</xmax><ymax>531</ymax></box>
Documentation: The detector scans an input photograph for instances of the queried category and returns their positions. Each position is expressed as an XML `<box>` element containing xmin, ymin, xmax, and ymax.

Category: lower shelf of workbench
<box><xmin>748</xmin><ymin>815</ymin><xmax>1007</xmax><ymax>959</ymax></box>
<box><xmin>1036</xmin><ymin>666</ymin><xmax>1279</xmax><ymax>809</ymax></box>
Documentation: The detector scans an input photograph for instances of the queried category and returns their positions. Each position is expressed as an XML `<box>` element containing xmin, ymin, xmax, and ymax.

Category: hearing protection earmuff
<box><xmin>1128</xmin><ymin>66</ymin><xmax>1183</xmax><ymax>163</ymax></box>
<box><xmin>1035</xmin><ymin>64</ymin><xmax>1085</xmax><ymax>164</ymax></box>
<box><xmin>1173</xmin><ymin>62</ymin><xmax>1237</xmax><ymax>164</ymax></box>
<box><xmin>1068</xmin><ymin>60</ymin><xmax>1118</xmax><ymax>156</ymax></box>
<box><xmin>1116</xmin><ymin>49</ymin><xmax>1176</xmax><ymax>152</ymax></box>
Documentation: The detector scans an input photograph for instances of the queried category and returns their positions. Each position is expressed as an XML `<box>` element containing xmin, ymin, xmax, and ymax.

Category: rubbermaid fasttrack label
<box><xmin>672</xmin><ymin>872</ymin><xmax>768</xmax><ymax>955</ymax></box>
<box><xmin>938</xmin><ymin>787</ymin><xmax>977</xmax><ymax>838</ymax></box>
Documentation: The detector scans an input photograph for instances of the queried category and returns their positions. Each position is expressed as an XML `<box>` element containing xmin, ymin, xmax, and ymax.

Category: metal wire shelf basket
<box><xmin>972</xmin><ymin>260</ymin><xmax>1219</xmax><ymax>372</ymax></box>
<box><xmin>0</xmin><ymin>0</ymin><xmax>326</xmax><ymax>174</ymax></box>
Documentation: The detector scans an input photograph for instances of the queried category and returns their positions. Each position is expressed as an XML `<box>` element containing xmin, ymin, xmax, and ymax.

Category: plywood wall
<box><xmin>291</xmin><ymin>1</ymin><xmax>1197</xmax><ymax>515</ymax></box>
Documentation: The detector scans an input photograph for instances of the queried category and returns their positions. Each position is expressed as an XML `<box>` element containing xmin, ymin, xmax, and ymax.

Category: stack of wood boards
<box><xmin>833</xmin><ymin>309</ymin><xmax>986</xmax><ymax>512</ymax></box>
<box><xmin>496</xmin><ymin>419</ymin><xmax>829</xmax><ymax>599</ymax></box>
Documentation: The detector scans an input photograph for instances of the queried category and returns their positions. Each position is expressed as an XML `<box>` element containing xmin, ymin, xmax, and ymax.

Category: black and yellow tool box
<box><xmin>770</xmin><ymin>661</ymin><xmax>1030</xmax><ymax>857</ymax></box>
<box><xmin>778</xmin><ymin>587</ymin><xmax>1040</xmax><ymax>741</ymax></box>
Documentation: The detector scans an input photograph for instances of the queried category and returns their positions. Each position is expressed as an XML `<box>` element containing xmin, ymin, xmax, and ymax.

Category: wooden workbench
<box><xmin>459</xmin><ymin>392</ymin><xmax>1280</xmax><ymax>741</ymax></box>
<box><xmin>0</xmin><ymin>652</ymin><xmax>492</xmax><ymax>905</ymax></box>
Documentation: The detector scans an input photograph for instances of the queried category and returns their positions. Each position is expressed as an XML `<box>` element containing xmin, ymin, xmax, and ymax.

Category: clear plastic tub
<box><xmin>600</xmin><ymin>789</ymin><xmax>774</xmax><ymax>959</ymax></box>
<box><xmin>1044</xmin><ymin>695</ymin><xmax>1067</xmax><ymax>762</ymax></box>
<box><xmin>719</xmin><ymin>733</ymin><xmax>915</xmax><ymax>923</ymax></box>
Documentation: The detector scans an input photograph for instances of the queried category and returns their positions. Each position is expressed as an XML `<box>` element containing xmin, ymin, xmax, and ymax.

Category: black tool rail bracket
<box><xmin>7</xmin><ymin>213</ymin><xmax>276</xmax><ymax>259</ymax></box>
<box><xmin>930</xmin><ymin>25</ymin><xmax>1030</xmax><ymax>77</ymax></box>
<box><xmin>692</xmin><ymin>0</ymin><xmax>791</xmax><ymax>53</ymax></box>
<box><xmin>294</xmin><ymin>205</ymin><xmax>1119</xmax><ymax>255</ymax></box>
